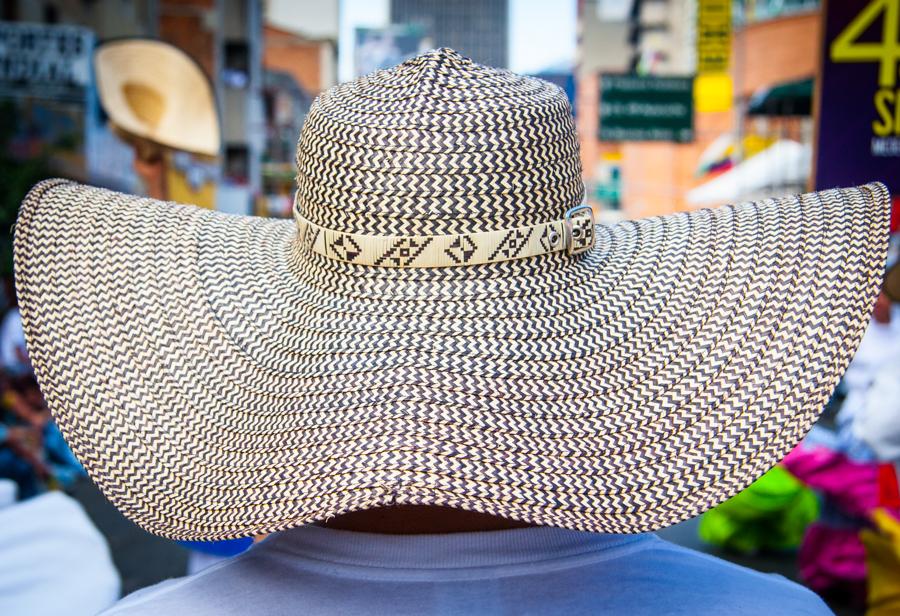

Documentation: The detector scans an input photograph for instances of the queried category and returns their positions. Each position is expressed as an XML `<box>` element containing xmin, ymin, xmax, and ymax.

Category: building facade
<box><xmin>1</xmin><ymin>0</ymin><xmax>264</xmax><ymax>215</ymax></box>
<box><xmin>390</xmin><ymin>0</ymin><xmax>508</xmax><ymax>68</ymax></box>
<box><xmin>578</xmin><ymin>0</ymin><xmax>821</xmax><ymax>218</ymax></box>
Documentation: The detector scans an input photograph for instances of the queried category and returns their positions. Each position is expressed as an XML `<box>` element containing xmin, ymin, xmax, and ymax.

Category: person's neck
<box><xmin>316</xmin><ymin>505</ymin><xmax>534</xmax><ymax>534</ymax></box>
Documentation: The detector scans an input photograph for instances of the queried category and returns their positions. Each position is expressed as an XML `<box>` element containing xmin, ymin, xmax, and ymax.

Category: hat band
<box><xmin>293</xmin><ymin>201</ymin><xmax>596</xmax><ymax>268</ymax></box>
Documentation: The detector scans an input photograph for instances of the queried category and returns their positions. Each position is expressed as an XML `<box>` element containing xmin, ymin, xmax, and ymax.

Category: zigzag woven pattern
<box><xmin>11</xmin><ymin>49</ymin><xmax>892</xmax><ymax>540</ymax></box>
<box><xmin>294</xmin><ymin>49</ymin><xmax>584</xmax><ymax>236</ymax></box>
<box><xmin>13</xmin><ymin>179</ymin><xmax>889</xmax><ymax>540</ymax></box>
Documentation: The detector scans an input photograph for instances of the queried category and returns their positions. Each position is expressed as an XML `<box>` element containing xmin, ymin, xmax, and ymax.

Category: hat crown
<box><xmin>294</xmin><ymin>48</ymin><xmax>583</xmax><ymax>237</ymax></box>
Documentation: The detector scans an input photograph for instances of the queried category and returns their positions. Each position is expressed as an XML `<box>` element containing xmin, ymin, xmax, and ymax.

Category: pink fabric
<box><xmin>785</xmin><ymin>446</ymin><xmax>900</xmax><ymax>605</ymax></box>
<box><xmin>782</xmin><ymin>446</ymin><xmax>880</xmax><ymax>518</ymax></box>
<box><xmin>798</xmin><ymin>524</ymin><xmax>867</xmax><ymax>602</ymax></box>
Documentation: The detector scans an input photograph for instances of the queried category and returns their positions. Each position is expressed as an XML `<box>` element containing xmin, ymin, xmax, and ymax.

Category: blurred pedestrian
<box><xmin>94</xmin><ymin>38</ymin><xmax>220</xmax><ymax>203</ymax></box>
<box><xmin>0</xmin><ymin>305</ymin><xmax>29</xmax><ymax>377</ymax></box>
<box><xmin>0</xmin><ymin>302</ymin><xmax>84</xmax><ymax>497</ymax></box>
<box><xmin>0</xmin><ymin>479</ymin><xmax>119</xmax><ymax>615</ymax></box>
<box><xmin>856</xmin><ymin>261</ymin><xmax>900</xmax><ymax>464</ymax></box>
<box><xmin>828</xmin><ymin>289</ymin><xmax>900</xmax><ymax>460</ymax></box>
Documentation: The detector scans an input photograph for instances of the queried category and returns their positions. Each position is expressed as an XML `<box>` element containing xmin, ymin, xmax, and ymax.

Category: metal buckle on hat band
<box><xmin>564</xmin><ymin>204</ymin><xmax>596</xmax><ymax>256</ymax></box>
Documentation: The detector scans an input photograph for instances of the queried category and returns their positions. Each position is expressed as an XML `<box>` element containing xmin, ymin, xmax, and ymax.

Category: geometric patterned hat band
<box><xmin>293</xmin><ymin>196</ymin><xmax>596</xmax><ymax>268</ymax></box>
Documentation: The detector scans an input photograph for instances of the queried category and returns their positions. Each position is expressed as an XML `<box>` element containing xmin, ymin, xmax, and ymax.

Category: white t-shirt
<box><xmin>103</xmin><ymin>523</ymin><xmax>830</xmax><ymax>615</ymax></box>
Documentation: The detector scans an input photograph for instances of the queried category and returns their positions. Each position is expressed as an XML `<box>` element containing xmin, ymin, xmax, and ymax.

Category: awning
<box><xmin>747</xmin><ymin>78</ymin><xmax>814</xmax><ymax>116</ymax></box>
<box><xmin>686</xmin><ymin>140</ymin><xmax>811</xmax><ymax>207</ymax></box>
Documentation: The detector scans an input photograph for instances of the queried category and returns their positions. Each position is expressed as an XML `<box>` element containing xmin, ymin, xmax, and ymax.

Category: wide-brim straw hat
<box><xmin>15</xmin><ymin>49</ymin><xmax>891</xmax><ymax>540</ymax></box>
<box><xmin>94</xmin><ymin>38</ymin><xmax>220</xmax><ymax>157</ymax></box>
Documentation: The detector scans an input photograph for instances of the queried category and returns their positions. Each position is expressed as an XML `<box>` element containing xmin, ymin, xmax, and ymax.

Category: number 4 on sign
<box><xmin>832</xmin><ymin>0</ymin><xmax>900</xmax><ymax>88</ymax></box>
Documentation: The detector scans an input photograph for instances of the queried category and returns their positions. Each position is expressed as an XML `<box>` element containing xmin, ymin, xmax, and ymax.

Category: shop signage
<box><xmin>695</xmin><ymin>0</ymin><xmax>733</xmax><ymax>113</ymax></box>
<box><xmin>816</xmin><ymin>0</ymin><xmax>900</xmax><ymax>196</ymax></box>
<box><xmin>0</xmin><ymin>22</ymin><xmax>93</xmax><ymax>101</ymax></box>
<box><xmin>599</xmin><ymin>74</ymin><xmax>694</xmax><ymax>143</ymax></box>
<box><xmin>697</xmin><ymin>0</ymin><xmax>731</xmax><ymax>74</ymax></box>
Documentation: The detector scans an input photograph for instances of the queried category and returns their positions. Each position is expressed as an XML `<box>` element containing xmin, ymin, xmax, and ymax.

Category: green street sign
<box><xmin>599</xmin><ymin>74</ymin><xmax>694</xmax><ymax>143</ymax></box>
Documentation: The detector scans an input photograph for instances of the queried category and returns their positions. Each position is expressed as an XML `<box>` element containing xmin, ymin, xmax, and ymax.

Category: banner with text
<box><xmin>816</xmin><ymin>0</ymin><xmax>900</xmax><ymax>199</ymax></box>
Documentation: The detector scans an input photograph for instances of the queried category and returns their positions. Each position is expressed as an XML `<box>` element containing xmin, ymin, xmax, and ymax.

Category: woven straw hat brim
<box><xmin>94</xmin><ymin>39</ymin><xmax>220</xmax><ymax>157</ymax></box>
<box><xmin>15</xmin><ymin>180</ymin><xmax>889</xmax><ymax>540</ymax></box>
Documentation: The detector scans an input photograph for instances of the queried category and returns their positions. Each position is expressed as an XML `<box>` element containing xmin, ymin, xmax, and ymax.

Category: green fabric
<box><xmin>699</xmin><ymin>466</ymin><xmax>819</xmax><ymax>554</ymax></box>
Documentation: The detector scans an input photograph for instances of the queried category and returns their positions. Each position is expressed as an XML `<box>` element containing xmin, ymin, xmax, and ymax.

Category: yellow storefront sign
<box><xmin>696</xmin><ymin>0</ymin><xmax>732</xmax><ymax>113</ymax></box>
<box><xmin>697</xmin><ymin>0</ymin><xmax>731</xmax><ymax>74</ymax></box>
<box><xmin>694</xmin><ymin>72</ymin><xmax>733</xmax><ymax>114</ymax></box>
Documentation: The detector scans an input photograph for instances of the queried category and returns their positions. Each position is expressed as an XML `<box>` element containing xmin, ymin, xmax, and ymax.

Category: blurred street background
<box><xmin>1</xmin><ymin>1</ymin><xmax>900</xmax><ymax>615</ymax></box>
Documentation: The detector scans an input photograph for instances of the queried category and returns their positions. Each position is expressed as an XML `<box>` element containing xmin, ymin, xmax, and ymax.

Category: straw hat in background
<box><xmin>94</xmin><ymin>38</ymin><xmax>220</xmax><ymax>158</ymax></box>
<box><xmin>13</xmin><ymin>49</ymin><xmax>892</xmax><ymax>541</ymax></box>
